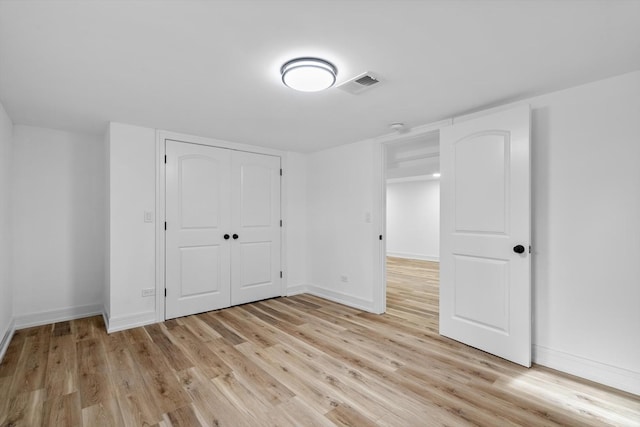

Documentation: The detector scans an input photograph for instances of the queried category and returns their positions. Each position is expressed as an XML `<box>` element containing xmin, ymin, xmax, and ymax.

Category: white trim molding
<box><xmin>0</xmin><ymin>318</ymin><xmax>16</xmax><ymax>363</ymax></box>
<box><xmin>306</xmin><ymin>286</ymin><xmax>378</xmax><ymax>313</ymax></box>
<box><xmin>533</xmin><ymin>344</ymin><xmax>640</xmax><ymax>396</ymax></box>
<box><xmin>105</xmin><ymin>311</ymin><xmax>157</xmax><ymax>333</ymax></box>
<box><xmin>14</xmin><ymin>304</ymin><xmax>103</xmax><ymax>329</ymax></box>
<box><xmin>387</xmin><ymin>252</ymin><xmax>440</xmax><ymax>262</ymax></box>
<box><xmin>286</xmin><ymin>285</ymin><xmax>308</xmax><ymax>296</ymax></box>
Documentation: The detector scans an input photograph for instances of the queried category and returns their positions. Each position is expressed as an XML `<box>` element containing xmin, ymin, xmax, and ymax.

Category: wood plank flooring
<box><xmin>1</xmin><ymin>257</ymin><xmax>639</xmax><ymax>426</ymax></box>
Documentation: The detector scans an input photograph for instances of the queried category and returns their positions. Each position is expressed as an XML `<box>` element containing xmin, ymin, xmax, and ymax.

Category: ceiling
<box><xmin>1</xmin><ymin>1</ymin><xmax>639</xmax><ymax>153</ymax></box>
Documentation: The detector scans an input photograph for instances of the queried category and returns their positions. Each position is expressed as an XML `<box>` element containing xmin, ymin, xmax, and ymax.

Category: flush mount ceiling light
<box><xmin>281</xmin><ymin>57</ymin><xmax>337</xmax><ymax>92</ymax></box>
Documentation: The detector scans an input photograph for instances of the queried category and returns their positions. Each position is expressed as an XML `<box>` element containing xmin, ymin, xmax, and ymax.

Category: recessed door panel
<box><xmin>240</xmin><ymin>164</ymin><xmax>272</xmax><ymax>227</ymax></box>
<box><xmin>179</xmin><ymin>245</ymin><xmax>222</xmax><ymax>297</ymax></box>
<box><xmin>179</xmin><ymin>156</ymin><xmax>223</xmax><ymax>229</ymax></box>
<box><xmin>453</xmin><ymin>255</ymin><xmax>508</xmax><ymax>333</ymax></box>
<box><xmin>454</xmin><ymin>132</ymin><xmax>509</xmax><ymax>235</ymax></box>
<box><xmin>240</xmin><ymin>242</ymin><xmax>272</xmax><ymax>288</ymax></box>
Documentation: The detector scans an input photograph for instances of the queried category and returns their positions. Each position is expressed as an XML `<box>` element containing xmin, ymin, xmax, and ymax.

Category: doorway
<box><xmin>384</xmin><ymin>131</ymin><xmax>440</xmax><ymax>322</ymax></box>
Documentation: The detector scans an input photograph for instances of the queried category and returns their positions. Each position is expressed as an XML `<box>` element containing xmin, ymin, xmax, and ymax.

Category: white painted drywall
<box><xmin>306</xmin><ymin>140</ymin><xmax>378</xmax><ymax>310</ymax></box>
<box><xmin>386</xmin><ymin>179</ymin><xmax>439</xmax><ymax>261</ymax></box>
<box><xmin>12</xmin><ymin>125</ymin><xmax>105</xmax><ymax>322</ymax></box>
<box><xmin>283</xmin><ymin>152</ymin><xmax>308</xmax><ymax>293</ymax></box>
<box><xmin>0</xmin><ymin>101</ymin><xmax>13</xmax><ymax>344</ymax></box>
<box><xmin>528</xmin><ymin>71</ymin><xmax>640</xmax><ymax>389</ymax></box>
<box><xmin>106</xmin><ymin>123</ymin><xmax>157</xmax><ymax>327</ymax></box>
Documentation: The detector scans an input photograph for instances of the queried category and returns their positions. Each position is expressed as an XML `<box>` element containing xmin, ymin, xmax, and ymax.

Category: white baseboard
<box><xmin>286</xmin><ymin>284</ymin><xmax>308</xmax><ymax>296</ymax></box>
<box><xmin>306</xmin><ymin>286</ymin><xmax>375</xmax><ymax>313</ymax></box>
<box><xmin>105</xmin><ymin>310</ymin><xmax>157</xmax><ymax>333</ymax></box>
<box><xmin>533</xmin><ymin>344</ymin><xmax>640</xmax><ymax>396</ymax></box>
<box><xmin>0</xmin><ymin>318</ymin><xmax>16</xmax><ymax>363</ymax></box>
<box><xmin>14</xmin><ymin>304</ymin><xmax>103</xmax><ymax>329</ymax></box>
<box><xmin>387</xmin><ymin>251</ymin><xmax>439</xmax><ymax>262</ymax></box>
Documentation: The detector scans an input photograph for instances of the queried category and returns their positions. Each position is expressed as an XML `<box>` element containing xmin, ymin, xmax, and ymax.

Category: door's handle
<box><xmin>223</xmin><ymin>234</ymin><xmax>230</xmax><ymax>240</ymax></box>
<box><xmin>232</xmin><ymin>234</ymin><xmax>239</xmax><ymax>240</ymax></box>
<box><xmin>513</xmin><ymin>244</ymin><xmax>525</xmax><ymax>254</ymax></box>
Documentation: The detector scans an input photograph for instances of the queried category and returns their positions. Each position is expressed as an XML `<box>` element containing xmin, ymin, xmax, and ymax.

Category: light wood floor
<box><xmin>1</xmin><ymin>257</ymin><xmax>639</xmax><ymax>426</ymax></box>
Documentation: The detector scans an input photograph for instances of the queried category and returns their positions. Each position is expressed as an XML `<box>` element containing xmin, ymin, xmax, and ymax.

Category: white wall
<box><xmin>306</xmin><ymin>140</ymin><xmax>380</xmax><ymax>310</ymax></box>
<box><xmin>0</xmin><ymin>100</ymin><xmax>13</xmax><ymax>351</ymax></box>
<box><xmin>12</xmin><ymin>125</ymin><xmax>105</xmax><ymax>326</ymax></box>
<box><xmin>106</xmin><ymin>123</ymin><xmax>157</xmax><ymax>330</ymax></box>
<box><xmin>284</xmin><ymin>152</ymin><xmax>309</xmax><ymax>293</ymax></box>
<box><xmin>529</xmin><ymin>71</ymin><xmax>640</xmax><ymax>392</ymax></box>
<box><xmin>386</xmin><ymin>179</ymin><xmax>439</xmax><ymax>261</ymax></box>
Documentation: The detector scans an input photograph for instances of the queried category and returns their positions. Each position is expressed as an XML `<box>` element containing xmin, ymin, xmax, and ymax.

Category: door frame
<box><xmin>371</xmin><ymin>119</ymin><xmax>452</xmax><ymax>313</ymax></box>
<box><xmin>371</xmin><ymin>102</ymin><xmax>533</xmax><ymax>321</ymax></box>
<box><xmin>154</xmin><ymin>130</ymin><xmax>287</xmax><ymax>322</ymax></box>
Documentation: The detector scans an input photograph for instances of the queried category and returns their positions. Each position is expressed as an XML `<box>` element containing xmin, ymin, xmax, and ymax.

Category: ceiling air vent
<box><xmin>337</xmin><ymin>72</ymin><xmax>381</xmax><ymax>95</ymax></box>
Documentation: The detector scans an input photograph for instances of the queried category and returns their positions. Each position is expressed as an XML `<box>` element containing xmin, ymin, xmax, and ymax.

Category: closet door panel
<box><xmin>230</xmin><ymin>151</ymin><xmax>282</xmax><ymax>305</ymax></box>
<box><xmin>165</xmin><ymin>141</ymin><xmax>231</xmax><ymax>319</ymax></box>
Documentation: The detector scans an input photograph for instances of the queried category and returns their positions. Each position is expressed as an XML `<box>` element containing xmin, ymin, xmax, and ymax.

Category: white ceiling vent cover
<box><xmin>337</xmin><ymin>72</ymin><xmax>381</xmax><ymax>95</ymax></box>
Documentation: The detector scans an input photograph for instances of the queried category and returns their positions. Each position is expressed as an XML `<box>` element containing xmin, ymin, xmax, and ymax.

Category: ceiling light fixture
<box><xmin>433</xmin><ymin>173</ymin><xmax>441</xmax><ymax>178</ymax></box>
<box><xmin>281</xmin><ymin>57</ymin><xmax>337</xmax><ymax>92</ymax></box>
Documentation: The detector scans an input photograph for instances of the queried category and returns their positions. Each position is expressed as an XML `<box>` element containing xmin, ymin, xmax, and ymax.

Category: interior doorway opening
<box><xmin>384</xmin><ymin>130</ymin><xmax>440</xmax><ymax>323</ymax></box>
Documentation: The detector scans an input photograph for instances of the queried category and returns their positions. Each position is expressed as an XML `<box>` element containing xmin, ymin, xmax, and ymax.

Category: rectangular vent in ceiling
<box><xmin>337</xmin><ymin>72</ymin><xmax>381</xmax><ymax>95</ymax></box>
<box><xmin>355</xmin><ymin>75</ymin><xmax>379</xmax><ymax>86</ymax></box>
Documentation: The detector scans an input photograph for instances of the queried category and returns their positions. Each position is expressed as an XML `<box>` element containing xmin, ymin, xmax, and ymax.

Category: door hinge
<box><xmin>164</xmin><ymin>288</ymin><xmax>167</xmax><ymax>297</ymax></box>
<box><xmin>280</xmin><ymin>168</ymin><xmax>282</xmax><ymax>176</ymax></box>
<box><xmin>280</xmin><ymin>220</ymin><xmax>282</xmax><ymax>227</ymax></box>
<box><xmin>280</xmin><ymin>271</ymin><xmax>283</xmax><ymax>278</ymax></box>
<box><xmin>164</xmin><ymin>222</ymin><xmax>167</xmax><ymax>230</ymax></box>
<box><xmin>164</xmin><ymin>155</ymin><xmax>167</xmax><ymax>164</ymax></box>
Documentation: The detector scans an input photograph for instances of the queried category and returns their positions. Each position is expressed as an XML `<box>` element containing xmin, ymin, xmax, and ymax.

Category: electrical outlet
<box><xmin>141</xmin><ymin>288</ymin><xmax>155</xmax><ymax>297</ymax></box>
<box><xmin>340</xmin><ymin>275</ymin><xmax>348</xmax><ymax>283</ymax></box>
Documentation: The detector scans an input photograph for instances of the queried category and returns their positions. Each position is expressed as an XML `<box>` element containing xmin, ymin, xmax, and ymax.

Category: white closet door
<box><xmin>439</xmin><ymin>105</ymin><xmax>531</xmax><ymax>367</ymax></box>
<box><xmin>230</xmin><ymin>151</ymin><xmax>282</xmax><ymax>305</ymax></box>
<box><xmin>165</xmin><ymin>141</ymin><xmax>231</xmax><ymax>319</ymax></box>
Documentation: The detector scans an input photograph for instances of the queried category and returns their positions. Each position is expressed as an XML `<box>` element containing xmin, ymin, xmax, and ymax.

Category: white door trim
<box><xmin>155</xmin><ymin>130</ymin><xmax>287</xmax><ymax>322</ymax></box>
<box><xmin>371</xmin><ymin>119</ymin><xmax>453</xmax><ymax>314</ymax></box>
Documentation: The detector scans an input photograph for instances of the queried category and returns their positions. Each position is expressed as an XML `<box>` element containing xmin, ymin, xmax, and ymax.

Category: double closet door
<box><xmin>165</xmin><ymin>140</ymin><xmax>281</xmax><ymax>320</ymax></box>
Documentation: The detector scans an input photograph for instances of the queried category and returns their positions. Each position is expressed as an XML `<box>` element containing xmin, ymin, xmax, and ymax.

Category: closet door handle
<box><xmin>223</xmin><ymin>234</ymin><xmax>230</xmax><ymax>240</ymax></box>
<box><xmin>232</xmin><ymin>234</ymin><xmax>239</xmax><ymax>240</ymax></box>
<box><xmin>513</xmin><ymin>244</ymin><xmax>525</xmax><ymax>254</ymax></box>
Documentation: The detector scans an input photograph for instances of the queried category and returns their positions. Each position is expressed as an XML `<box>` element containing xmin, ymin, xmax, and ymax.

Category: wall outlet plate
<box><xmin>142</xmin><ymin>288</ymin><xmax>155</xmax><ymax>297</ymax></box>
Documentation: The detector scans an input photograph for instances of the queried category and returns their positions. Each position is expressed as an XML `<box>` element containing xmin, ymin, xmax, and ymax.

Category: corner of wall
<box><xmin>0</xmin><ymin>318</ymin><xmax>16</xmax><ymax>363</ymax></box>
<box><xmin>0</xmin><ymin>99</ymin><xmax>14</xmax><ymax>361</ymax></box>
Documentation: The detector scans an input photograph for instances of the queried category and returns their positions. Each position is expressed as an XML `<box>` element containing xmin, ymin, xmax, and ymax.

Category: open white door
<box><xmin>440</xmin><ymin>105</ymin><xmax>531</xmax><ymax>367</ymax></box>
<box><xmin>230</xmin><ymin>151</ymin><xmax>281</xmax><ymax>305</ymax></box>
<box><xmin>165</xmin><ymin>141</ymin><xmax>232</xmax><ymax>319</ymax></box>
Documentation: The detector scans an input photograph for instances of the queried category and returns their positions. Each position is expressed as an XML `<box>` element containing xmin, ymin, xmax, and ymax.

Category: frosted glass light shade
<box><xmin>281</xmin><ymin>58</ymin><xmax>337</xmax><ymax>92</ymax></box>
